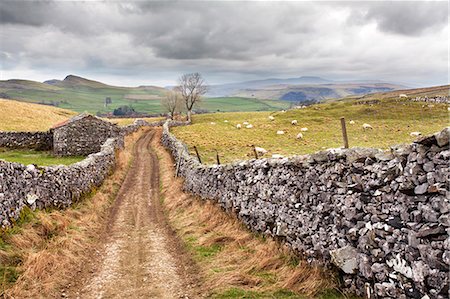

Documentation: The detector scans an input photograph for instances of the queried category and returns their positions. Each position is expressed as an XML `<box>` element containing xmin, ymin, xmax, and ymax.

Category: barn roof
<box><xmin>52</xmin><ymin>113</ymin><xmax>103</xmax><ymax>129</ymax></box>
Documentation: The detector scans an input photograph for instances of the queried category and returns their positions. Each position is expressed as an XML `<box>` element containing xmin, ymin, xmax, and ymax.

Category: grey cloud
<box><xmin>0</xmin><ymin>1</ymin><xmax>447</xmax><ymax>86</ymax></box>
<box><xmin>350</xmin><ymin>1</ymin><xmax>448</xmax><ymax>36</ymax></box>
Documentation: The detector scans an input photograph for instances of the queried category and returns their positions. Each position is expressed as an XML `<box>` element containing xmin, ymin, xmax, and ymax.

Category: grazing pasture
<box><xmin>172</xmin><ymin>98</ymin><xmax>448</xmax><ymax>164</ymax></box>
<box><xmin>0</xmin><ymin>149</ymin><xmax>84</xmax><ymax>166</ymax></box>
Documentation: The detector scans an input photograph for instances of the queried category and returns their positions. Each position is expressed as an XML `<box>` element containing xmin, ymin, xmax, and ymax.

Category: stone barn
<box><xmin>52</xmin><ymin>113</ymin><xmax>120</xmax><ymax>156</ymax></box>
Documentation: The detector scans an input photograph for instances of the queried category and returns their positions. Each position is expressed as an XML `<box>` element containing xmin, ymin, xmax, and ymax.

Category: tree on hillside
<box><xmin>104</xmin><ymin>97</ymin><xmax>112</xmax><ymax>107</ymax></box>
<box><xmin>175</xmin><ymin>73</ymin><xmax>207</xmax><ymax>122</ymax></box>
<box><xmin>161</xmin><ymin>90</ymin><xmax>182</xmax><ymax>120</ymax></box>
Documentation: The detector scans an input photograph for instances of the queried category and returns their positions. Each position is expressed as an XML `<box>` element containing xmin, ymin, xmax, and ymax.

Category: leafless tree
<box><xmin>175</xmin><ymin>73</ymin><xmax>207</xmax><ymax>122</ymax></box>
<box><xmin>161</xmin><ymin>90</ymin><xmax>182</xmax><ymax>120</ymax></box>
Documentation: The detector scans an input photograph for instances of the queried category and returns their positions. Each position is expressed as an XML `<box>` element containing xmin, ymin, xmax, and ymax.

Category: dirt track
<box><xmin>70</xmin><ymin>129</ymin><xmax>196</xmax><ymax>299</ymax></box>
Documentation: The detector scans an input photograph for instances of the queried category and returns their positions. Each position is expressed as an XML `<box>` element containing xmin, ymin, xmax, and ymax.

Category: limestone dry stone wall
<box><xmin>0</xmin><ymin>138</ymin><xmax>122</xmax><ymax>227</ymax></box>
<box><xmin>162</xmin><ymin>121</ymin><xmax>449</xmax><ymax>299</ymax></box>
<box><xmin>0</xmin><ymin>131</ymin><xmax>53</xmax><ymax>150</ymax></box>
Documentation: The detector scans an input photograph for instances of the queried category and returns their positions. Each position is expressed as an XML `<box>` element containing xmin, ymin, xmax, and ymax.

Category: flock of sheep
<box><xmin>208</xmin><ymin>114</ymin><xmax>424</xmax><ymax>159</ymax></box>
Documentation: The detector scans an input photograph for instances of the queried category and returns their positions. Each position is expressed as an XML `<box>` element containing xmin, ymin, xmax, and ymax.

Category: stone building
<box><xmin>52</xmin><ymin>113</ymin><xmax>120</xmax><ymax>156</ymax></box>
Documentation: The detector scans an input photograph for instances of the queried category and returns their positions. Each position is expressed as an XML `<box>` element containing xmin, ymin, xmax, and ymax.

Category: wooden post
<box><xmin>340</xmin><ymin>117</ymin><xmax>349</xmax><ymax>149</ymax></box>
<box><xmin>216</xmin><ymin>150</ymin><xmax>221</xmax><ymax>165</ymax></box>
<box><xmin>193</xmin><ymin>146</ymin><xmax>202</xmax><ymax>164</ymax></box>
<box><xmin>253</xmin><ymin>146</ymin><xmax>259</xmax><ymax>159</ymax></box>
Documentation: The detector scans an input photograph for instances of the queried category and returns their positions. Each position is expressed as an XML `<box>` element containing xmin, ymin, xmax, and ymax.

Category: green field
<box><xmin>0</xmin><ymin>149</ymin><xmax>84</xmax><ymax>166</ymax></box>
<box><xmin>172</xmin><ymin>98</ymin><xmax>449</xmax><ymax>164</ymax></box>
<box><xmin>0</xmin><ymin>77</ymin><xmax>290</xmax><ymax>115</ymax></box>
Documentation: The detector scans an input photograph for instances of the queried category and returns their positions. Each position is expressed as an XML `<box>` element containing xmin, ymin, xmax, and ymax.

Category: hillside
<box><xmin>0</xmin><ymin>75</ymin><xmax>167</xmax><ymax>114</ymax></box>
<box><xmin>346</xmin><ymin>84</ymin><xmax>449</xmax><ymax>100</ymax></box>
<box><xmin>232</xmin><ymin>82</ymin><xmax>406</xmax><ymax>102</ymax></box>
<box><xmin>172</xmin><ymin>97</ymin><xmax>448</xmax><ymax>164</ymax></box>
<box><xmin>0</xmin><ymin>75</ymin><xmax>291</xmax><ymax>114</ymax></box>
<box><xmin>0</xmin><ymin>98</ymin><xmax>76</xmax><ymax>131</ymax></box>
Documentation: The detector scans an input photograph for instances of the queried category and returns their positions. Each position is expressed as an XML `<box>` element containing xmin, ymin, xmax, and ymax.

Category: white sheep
<box><xmin>243</xmin><ymin>121</ymin><xmax>249</xmax><ymax>125</ymax></box>
<box><xmin>276</xmin><ymin>130</ymin><xmax>285</xmax><ymax>135</ymax></box>
<box><xmin>399</xmin><ymin>94</ymin><xmax>408</xmax><ymax>98</ymax></box>
<box><xmin>254</xmin><ymin>147</ymin><xmax>267</xmax><ymax>155</ymax></box>
<box><xmin>246</xmin><ymin>124</ymin><xmax>253</xmax><ymax>129</ymax></box>
<box><xmin>291</xmin><ymin>120</ymin><xmax>298</xmax><ymax>125</ymax></box>
<box><xmin>281</xmin><ymin>110</ymin><xmax>286</xmax><ymax>113</ymax></box>
<box><xmin>272</xmin><ymin>154</ymin><xmax>284</xmax><ymax>158</ymax></box>
<box><xmin>224</xmin><ymin>120</ymin><xmax>229</xmax><ymax>123</ymax></box>
<box><xmin>300</xmin><ymin>127</ymin><xmax>308</xmax><ymax>132</ymax></box>
<box><xmin>410</xmin><ymin>131</ymin><xmax>422</xmax><ymax>137</ymax></box>
<box><xmin>349</xmin><ymin>120</ymin><xmax>355</xmax><ymax>125</ymax></box>
<box><xmin>236</xmin><ymin>124</ymin><xmax>242</xmax><ymax>129</ymax></box>
<box><xmin>296</xmin><ymin>133</ymin><xmax>304</xmax><ymax>139</ymax></box>
<box><xmin>268</xmin><ymin>115</ymin><xmax>275</xmax><ymax>121</ymax></box>
<box><xmin>362</xmin><ymin>123</ymin><xmax>373</xmax><ymax>130</ymax></box>
<box><xmin>210</xmin><ymin>122</ymin><xmax>216</xmax><ymax>125</ymax></box>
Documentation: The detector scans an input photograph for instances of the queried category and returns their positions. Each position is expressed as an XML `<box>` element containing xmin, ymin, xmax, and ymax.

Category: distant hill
<box><xmin>232</xmin><ymin>82</ymin><xmax>407</xmax><ymax>103</ymax></box>
<box><xmin>0</xmin><ymin>98</ymin><xmax>76</xmax><ymax>131</ymax></box>
<box><xmin>207</xmin><ymin>76</ymin><xmax>332</xmax><ymax>97</ymax></box>
<box><xmin>206</xmin><ymin>76</ymin><xmax>407</xmax><ymax>103</ymax></box>
<box><xmin>350</xmin><ymin>84</ymin><xmax>449</xmax><ymax>100</ymax></box>
<box><xmin>0</xmin><ymin>75</ymin><xmax>167</xmax><ymax>114</ymax></box>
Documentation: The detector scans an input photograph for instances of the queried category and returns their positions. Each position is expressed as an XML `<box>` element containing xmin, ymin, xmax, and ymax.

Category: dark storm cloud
<box><xmin>0</xmin><ymin>1</ymin><xmax>448</xmax><ymax>86</ymax></box>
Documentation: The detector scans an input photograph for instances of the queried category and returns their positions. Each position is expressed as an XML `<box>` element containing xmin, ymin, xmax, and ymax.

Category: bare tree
<box><xmin>161</xmin><ymin>90</ymin><xmax>182</xmax><ymax>120</ymax></box>
<box><xmin>175</xmin><ymin>73</ymin><xmax>207</xmax><ymax>122</ymax></box>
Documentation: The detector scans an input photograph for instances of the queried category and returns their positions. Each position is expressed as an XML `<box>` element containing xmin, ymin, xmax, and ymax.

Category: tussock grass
<box><xmin>0</xmin><ymin>98</ymin><xmax>76</xmax><ymax>132</ymax></box>
<box><xmin>172</xmin><ymin>98</ymin><xmax>449</xmax><ymax>164</ymax></box>
<box><xmin>0</xmin><ymin>129</ymin><xmax>143</xmax><ymax>297</ymax></box>
<box><xmin>154</xmin><ymin>129</ymin><xmax>345</xmax><ymax>298</ymax></box>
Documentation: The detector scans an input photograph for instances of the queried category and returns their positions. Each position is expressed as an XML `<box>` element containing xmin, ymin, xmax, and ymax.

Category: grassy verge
<box><xmin>0</xmin><ymin>148</ymin><xmax>84</xmax><ymax>166</ymax></box>
<box><xmin>172</xmin><ymin>98</ymin><xmax>448</xmax><ymax>164</ymax></box>
<box><xmin>153</xmin><ymin>128</ymin><xmax>352</xmax><ymax>298</ymax></box>
<box><xmin>0</xmin><ymin>128</ymin><xmax>144</xmax><ymax>297</ymax></box>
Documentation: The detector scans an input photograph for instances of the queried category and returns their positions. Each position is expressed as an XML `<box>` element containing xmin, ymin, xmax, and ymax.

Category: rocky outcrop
<box><xmin>0</xmin><ymin>131</ymin><xmax>53</xmax><ymax>150</ymax></box>
<box><xmin>162</xmin><ymin>121</ymin><xmax>449</xmax><ymax>299</ymax></box>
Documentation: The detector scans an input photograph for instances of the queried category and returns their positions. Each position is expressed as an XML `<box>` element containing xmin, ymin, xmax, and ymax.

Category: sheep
<box><xmin>281</xmin><ymin>110</ymin><xmax>286</xmax><ymax>113</ymax></box>
<box><xmin>410</xmin><ymin>131</ymin><xmax>422</xmax><ymax>137</ymax></box>
<box><xmin>291</xmin><ymin>120</ymin><xmax>298</xmax><ymax>125</ymax></box>
<box><xmin>276</xmin><ymin>130</ymin><xmax>285</xmax><ymax>135</ymax></box>
<box><xmin>399</xmin><ymin>94</ymin><xmax>408</xmax><ymax>98</ymax></box>
<box><xmin>210</xmin><ymin>122</ymin><xmax>216</xmax><ymax>125</ymax></box>
<box><xmin>254</xmin><ymin>146</ymin><xmax>267</xmax><ymax>155</ymax></box>
<box><xmin>349</xmin><ymin>120</ymin><xmax>355</xmax><ymax>125</ymax></box>
<box><xmin>272</xmin><ymin>154</ymin><xmax>284</xmax><ymax>158</ymax></box>
<box><xmin>236</xmin><ymin>124</ymin><xmax>242</xmax><ymax>129</ymax></box>
<box><xmin>246</xmin><ymin>124</ymin><xmax>253</xmax><ymax>129</ymax></box>
<box><xmin>362</xmin><ymin>123</ymin><xmax>373</xmax><ymax>130</ymax></box>
<box><xmin>224</xmin><ymin>120</ymin><xmax>229</xmax><ymax>123</ymax></box>
<box><xmin>268</xmin><ymin>115</ymin><xmax>275</xmax><ymax>121</ymax></box>
<box><xmin>243</xmin><ymin>121</ymin><xmax>249</xmax><ymax>125</ymax></box>
<box><xmin>296</xmin><ymin>133</ymin><xmax>304</xmax><ymax>139</ymax></box>
<box><xmin>300</xmin><ymin>127</ymin><xmax>308</xmax><ymax>132</ymax></box>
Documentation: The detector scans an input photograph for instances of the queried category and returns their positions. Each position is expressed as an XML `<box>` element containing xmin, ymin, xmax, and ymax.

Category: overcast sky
<box><xmin>0</xmin><ymin>0</ymin><xmax>448</xmax><ymax>87</ymax></box>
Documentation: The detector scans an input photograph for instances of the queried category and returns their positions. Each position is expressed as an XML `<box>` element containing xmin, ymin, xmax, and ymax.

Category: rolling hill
<box><xmin>0</xmin><ymin>98</ymin><xmax>77</xmax><ymax>131</ymax></box>
<box><xmin>0</xmin><ymin>75</ymin><xmax>291</xmax><ymax>114</ymax></box>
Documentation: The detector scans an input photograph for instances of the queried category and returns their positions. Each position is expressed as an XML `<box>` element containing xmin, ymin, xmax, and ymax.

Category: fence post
<box><xmin>253</xmin><ymin>146</ymin><xmax>259</xmax><ymax>159</ymax></box>
<box><xmin>216</xmin><ymin>150</ymin><xmax>221</xmax><ymax>165</ymax></box>
<box><xmin>193</xmin><ymin>146</ymin><xmax>202</xmax><ymax>164</ymax></box>
<box><xmin>340</xmin><ymin>117</ymin><xmax>349</xmax><ymax>149</ymax></box>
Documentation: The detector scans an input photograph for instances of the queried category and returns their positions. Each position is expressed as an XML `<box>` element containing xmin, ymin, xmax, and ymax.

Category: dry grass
<box><xmin>0</xmin><ymin>129</ymin><xmax>144</xmax><ymax>298</ymax></box>
<box><xmin>0</xmin><ymin>98</ymin><xmax>76</xmax><ymax>132</ymax></box>
<box><xmin>172</xmin><ymin>98</ymin><xmax>449</xmax><ymax>164</ymax></box>
<box><xmin>153</xmin><ymin>129</ymin><xmax>339</xmax><ymax>298</ymax></box>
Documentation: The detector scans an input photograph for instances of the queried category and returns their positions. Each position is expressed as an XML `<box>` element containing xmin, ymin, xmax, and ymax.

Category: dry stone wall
<box><xmin>0</xmin><ymin>131</ymin><xmax>53</xmax><ymax>150</ymax></box>
<box><xmin>0</xmin><ymin>137</ymin><xmax>122</xmax><ymax>227</ymax></box>
<box><xmin>162</xmin><ymin>121</ymin><xmax>449</xmax><ymax>299</ymax></box>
